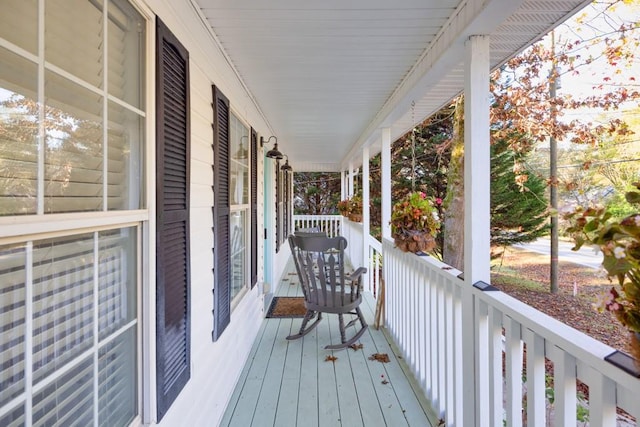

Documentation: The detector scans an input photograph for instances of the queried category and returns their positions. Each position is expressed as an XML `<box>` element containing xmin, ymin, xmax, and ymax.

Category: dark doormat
<box><xmin>266</xmin><ymin>296</ymin><xmax>307</xmax><ymax>318</ymax></box>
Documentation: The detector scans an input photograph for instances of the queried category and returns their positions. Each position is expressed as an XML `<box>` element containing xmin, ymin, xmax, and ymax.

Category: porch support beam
<box><xmin>463</xmin><ymin>43</ymin><xmax>491</xmax><ymax>277</ymax></box>
<box><xmin>348</xmin><ymin>161</ymin><xmax>355</xmax><ymax>197</ymax></box>
<box><xmin>341</xmin><ymin>170</ymin><xmax>346</xmax><ymax>200</ymax></box>
<box><xmin>381</xmin><ymin>128</ymin><xmax>392</xmax><ymax>241</ymax></box>
<box><xmin>462</xmin><ymin>34</ymin><xmax>491</xmax><ymax>427</ymax></box>
<box><xmin>362</xmin><ymin>146</ymin><xmax>370</xmax><ymax>272</ymax></box>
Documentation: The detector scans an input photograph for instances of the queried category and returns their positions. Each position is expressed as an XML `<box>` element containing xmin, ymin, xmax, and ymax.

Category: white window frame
<box><xmin>229</xmin><ymin>111</ymin><xmax>252</xmax><ymax>309</ymax></box>
<box><xmin>0</xmin><ymin>0</ymin><xmax>156</xmax><ymax>424</ymax></box>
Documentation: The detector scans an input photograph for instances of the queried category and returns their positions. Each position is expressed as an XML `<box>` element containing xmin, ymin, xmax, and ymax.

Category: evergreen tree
<box><xmin>293</xmin><ymin>172</ymin><xmax>341</xmax><ymax>215</ymax></box>
<box><xmin>490</xmin><ymin>137</ymin><xmax>549</xmax><ymax>248</ymax></box>
<box><xmin>368</xmin><ymin>106</ymin><xmax>549</xmax><ymax>258</ymax></box>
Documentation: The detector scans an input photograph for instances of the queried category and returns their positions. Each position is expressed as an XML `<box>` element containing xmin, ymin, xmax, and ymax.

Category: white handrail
<box><xmin>293</xmin><ymin>214</ymin><xmax>342</xmax><ymax>238</ymax></box>
<box><xmin>382</xmin><ymin>238</ymin><xmax>640</xmax><ymax>426</ymax></box>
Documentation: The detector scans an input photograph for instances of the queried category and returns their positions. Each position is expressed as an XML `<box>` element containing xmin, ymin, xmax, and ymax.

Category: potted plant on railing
<box><xmin>336</xmin><ymin>199</ymin><xmax>350</xmax><ymax>217</ymax></box>
<box><xmin>564</xmin><ymin>183</ymin><xmax>640</xmax><ymax>367</ymax></box>
<box><xmin>336</xmin><ymin>195</ymin><xmax>363</xmax><ymax>222</ymax></box>
<box><xmin>390</xmin><ymin>191</ymin><xmax>440</xmax><ymax>254</ymax></box>
<box><xmin>347</xmin><ymin>194</ymin><xmax>363</xmax><ymax>222</ymax></box>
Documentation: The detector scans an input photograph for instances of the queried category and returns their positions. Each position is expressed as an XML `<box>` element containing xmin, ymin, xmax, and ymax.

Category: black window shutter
<box><xmin>212</xmin><ymin>85</ymin><xmax>231</xmax><ymax>341</ymax></box>
<box><xmin>284</xmin><ymin>171</ymin><xmax>290</xmax><ymax>237</ymax></box>
<box><xmin>275</xmin><ymin>160</ymin><xmax>281</xmax><ymax>253</ymax></box>
<box><xmin>283</xmin><ymin>171</ymin><xmax>288</xmax><ymax>240</ymax></box>
<box><xmin>155</xmin><ymin>17</ymin><xmax>190</xmax><ymax>421</ymax></box>
<box><xmin>250</xmin><ymin>128</ymin><xmax>258</xmax><ymax>288</ymax></box>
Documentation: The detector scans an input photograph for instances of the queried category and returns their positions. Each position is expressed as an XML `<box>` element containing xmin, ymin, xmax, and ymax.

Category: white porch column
<box><xmin>462</xmin><ymin>34</ymin><xmax>491</xmax><ymax>427</ymax></box>
<box><xmin>362</xmin><ymin>146</ymin><xmax>370</xmax><ymax>268</ymax></box>
<box><xmin>348</xmin><ymin>161</ymin><xmax>355</xmax><ymax>197</ymax></box>
<box><xmin>464</xmin><ymin>36</ymin><xmax>491</xmax><ymax>298</ymax></box>
<box><xmin>341</xmin><ymin>170</ymin><xmax>346</xmax><ymax>200</ymax></box>
<box><xmin>381</xmin><ymin>128</ymin><xmax>392</xmax><ymax>241</ymax></box>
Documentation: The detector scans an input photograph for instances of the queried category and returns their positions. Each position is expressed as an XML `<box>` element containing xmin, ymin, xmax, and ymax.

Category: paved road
<box><xmin>514</xmin><ymin>238</ymin><xmax>603</xmax><ymax>270</ymax></box>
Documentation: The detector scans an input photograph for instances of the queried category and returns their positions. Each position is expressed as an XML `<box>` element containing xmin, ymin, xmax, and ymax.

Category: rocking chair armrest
<box><xmin>347</xmin><ymin>267</ymin><xmax>367</xmax><ymax>282</ymax></box>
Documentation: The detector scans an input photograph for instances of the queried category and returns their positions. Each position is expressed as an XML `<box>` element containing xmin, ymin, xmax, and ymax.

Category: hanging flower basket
<box><xmin>390</xmin><ymin>192</ymin><xmax>440</xmax><ymax>254</ymax></box>
<box><xmin>393</xmin><ymin>230</ymin><xmax>436</xmax><ymax>253</ymax></box>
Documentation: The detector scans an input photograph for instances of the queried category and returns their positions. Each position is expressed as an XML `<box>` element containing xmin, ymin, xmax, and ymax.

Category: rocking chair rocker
<box><xmin>287</xmin><ymin>234</ymin><xmax>368</xmax><ymax>350</ymax></box>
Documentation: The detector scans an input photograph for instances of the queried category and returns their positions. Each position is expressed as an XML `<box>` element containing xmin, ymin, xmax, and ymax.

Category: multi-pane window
<box><xmin>0</xmin><ymin>0</ymin><xmax>145</xmax><ymax>215</ymax></box>
<box><xmin>275</xmin><ymin>164</ymin><xmax>292</xmax><ymax>251</ymax></box>
<box><xmin>0</xmin><ymin>0</ymin><xmax>145</xmax><ymax>425</ymax></box>
<box><xmin>229</xmin><ymin>114</ymin><xmax>249</xmax><ymax>302</ymax></box>
<box><xmin>0</xmin><ymin>228</ymin><xmax>138</xmax><ymax>427</ymax></box>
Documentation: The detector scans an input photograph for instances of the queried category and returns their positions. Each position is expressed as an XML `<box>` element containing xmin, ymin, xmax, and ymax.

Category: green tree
<box><xmin>490</xmin><ymin>137</ymin><xmax>549</xmax><ymax>249</ymax></box>
<box><xmin>293</xmin><ymin>172</ymin><xmax>341</xmax><ymax>215</ymax></box>
<box><xmin>369</xmin><ymin>102</ymin><xmax>549</xmax><ymax>261</ymax></box>
<box><xmin>441</xmin><ymin>0</ymin><xmax>640</xmax><ymax>275</ymax></box>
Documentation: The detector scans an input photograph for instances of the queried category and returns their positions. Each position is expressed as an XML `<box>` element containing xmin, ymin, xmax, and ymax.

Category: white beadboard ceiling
<box><xmin>194</xmin><ymin>0</ymin><xmax>590</xmax><ymax>171</ymax></box>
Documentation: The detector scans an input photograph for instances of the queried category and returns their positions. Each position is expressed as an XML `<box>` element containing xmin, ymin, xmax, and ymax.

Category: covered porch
<box><xmin>2</xmin><ymin>0</ymin><xmax>639</xmax><ymax>426</ymax></box>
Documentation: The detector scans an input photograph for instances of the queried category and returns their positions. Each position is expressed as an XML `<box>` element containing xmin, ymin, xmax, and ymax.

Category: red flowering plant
<box><xmin>564</xmin><ymin>183</ymin><xmax>640</xmax><ymax>363</ymax></box>
<box><xmin>390</xmin><ymin>191</ymin><xmax>440</xmax><ymax>253</ymax></box>
<box><xmin>336</xmin><ymin>199</ymin><xmax>350</xmax><ymax>217</ymax></box>
<box><xmin>336</xmin><ymin>194</ymin><xmax>363</xmax><ymax>222</ymax></box>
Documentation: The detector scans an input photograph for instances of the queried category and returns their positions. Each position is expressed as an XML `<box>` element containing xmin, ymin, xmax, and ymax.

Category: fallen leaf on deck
<box><xmin>368</xmin><ymin>353</ymin><xmax>390</xmax><ymax>363</ymax></box>
<box><xmin>325</xmin><ymin>355</ymin><xmax>338</xmax><ymax>362</ymax></box>
<box><xmin>349</xmin><ymin>343</ymin><xmax>363</xmax><ymax>351</ymax></box>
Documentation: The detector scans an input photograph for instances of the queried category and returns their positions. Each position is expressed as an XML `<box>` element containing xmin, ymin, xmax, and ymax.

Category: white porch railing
<box><xmin>336</xmin><ymin>217</ymin><xmax>382</xmax><ymax>296</ymax></box>
<box><xmin>383</xmin><ymin>238</ymin><xmax>640</xmax><ymax>427</ymax></box>
<box><xmin>293</xmin><ymin>214</ymin><xmax>342</xmax><ymax>238</ymax></box>
<box><xmin>341</xmin><ymin>217</ymin><xmax>363</xmax><ymax>268</ymax></box>
<box><xmin>293</xmin><ymin>215</ymin><xmax>383</xmax><ymax>296</ymax></box>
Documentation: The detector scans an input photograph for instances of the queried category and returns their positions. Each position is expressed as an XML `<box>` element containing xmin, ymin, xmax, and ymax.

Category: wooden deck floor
<box><xmin>220</xmin><ymin>261</ymin><xmax>435</xmax><ymax>427</ymax></box>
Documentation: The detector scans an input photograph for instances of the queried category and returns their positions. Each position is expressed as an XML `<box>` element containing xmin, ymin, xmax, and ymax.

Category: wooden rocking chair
<box><xmin>287</xmin><ymin>234</ymin><xmax>368</xmax><ymax>350</ymax></box>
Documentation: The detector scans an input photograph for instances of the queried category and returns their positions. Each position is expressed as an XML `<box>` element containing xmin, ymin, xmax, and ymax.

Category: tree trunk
<box><xmin>443</xmin><ymin>96</ymin><xmax>465</xmax><ymax>271</ymax></box>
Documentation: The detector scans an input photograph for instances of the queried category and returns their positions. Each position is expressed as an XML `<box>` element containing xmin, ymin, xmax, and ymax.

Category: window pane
<box><xmin>32</xmin><ymin>234</ymin><xmax>95</xmax><ymax>383</ymax></box>
<box><xmin>99</xmin><ymin>327</ymin><xmax>136</xmax><ymax>427</ymax></box>
<box><xmin>230</xmin><ymin>210</ymin><xmax>247</xmax><ymax>300</ymax></box>
<box><xmin>98</xmin><ymin>228</ymin><xmax>136</xmax><ymax>339</ymax></box>
<box><xmin>32</xmin><ymin>356</ymin><xmax>94</xmax><ymax>427</ymax></box>
<box><xmin>44</xmin><ymin>71</ymin><xmax>104</xmax><ymax>213</ymax></box>
<box><xmin>109</xmin><ymin>0</ymin><xmax>145</xmax><ymax>110</ymax></box>
<box><xmin>0</xmin><ymin>228</ymin><xmax>138</xmax><ymax>423</ymax></box>
<box><xmin>230</xmin><ymin>115</ymin><xmax>249</xmax><ymax>205</ymax></box>
<box><xmin>0</xmin><ymin>245</ymin><xmax>26</xmax><ymax>407</ymax></box>
<box><xmin>108</xmin><ymin>101</ymin><xmax>144</xmax><ymax>210</ymax></box>
<box><xmin>0</xmin><ymin>47</ymin><xmax>38</xmax><ymax>216</ymax></box>
<box><xmin>0</xmin><ymin>0</ymin><xmax>37</xmax><ymax>54</ymax></box>
<box><xmin>1</xmin><ymin>0</ymin><xmax>145</xmax><ymax>217</ymax></box>
<box><xmin>45</xmin><ymin>0</ymin><xmax>104</xmax><ymax>89</ymax></box>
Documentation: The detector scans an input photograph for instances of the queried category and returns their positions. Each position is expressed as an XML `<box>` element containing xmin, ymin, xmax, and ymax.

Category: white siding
<box><xmin>142</xmin><ymin>0</ymin><xmax>273</xmax><ymax>424</ymax></box>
